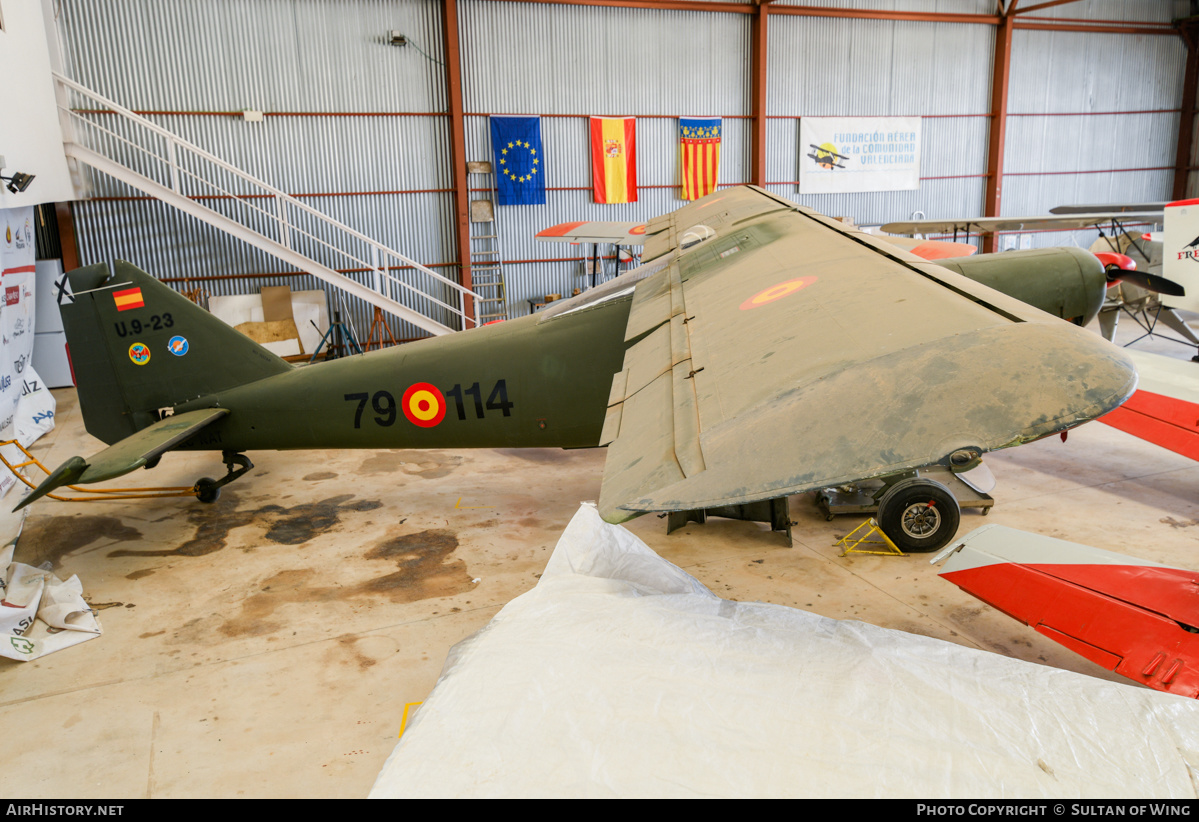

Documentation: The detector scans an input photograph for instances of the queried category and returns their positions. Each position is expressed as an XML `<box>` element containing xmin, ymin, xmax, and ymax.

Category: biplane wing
<box><xmin>881</xmin><ymin>211</ymin><xmax>1164</xmax><ymax>236</ymax></box>
<box><xmin>1049</xmin><ymin>203</ymin><xmax>1169</xmax><ymax>215</ymax></box>
<box><xmin>594</xmin><ymin>187</ymin><xmax>1138</xmax><ymax>521</ymax></box>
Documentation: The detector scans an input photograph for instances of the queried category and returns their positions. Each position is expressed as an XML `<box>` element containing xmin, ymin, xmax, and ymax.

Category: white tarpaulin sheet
<box><xmin>0</xmin><ymin>503</ymin><xmax>101</xmax><ymax>662</ymax></box>
<box><xmin>371</xmin><ymin>504</ymin><xmax>1199</xmax><ymax>798</ymax></box>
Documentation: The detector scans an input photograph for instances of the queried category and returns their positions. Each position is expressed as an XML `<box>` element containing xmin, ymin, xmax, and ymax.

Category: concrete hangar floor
<box><xmin>2</xmin><ymin>315</ymin><xmax>1197</xmax><ymax>799</ymax></box>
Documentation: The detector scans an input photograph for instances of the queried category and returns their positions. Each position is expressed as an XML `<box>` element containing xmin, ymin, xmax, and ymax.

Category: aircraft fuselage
<box><xmin>174</xmin><ymin>295</ymin><xmax>632</xmax><ymax>453</ymax></box>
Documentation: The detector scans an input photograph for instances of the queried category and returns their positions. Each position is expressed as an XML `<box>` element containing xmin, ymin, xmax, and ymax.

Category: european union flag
<box><xmin>490</xmin><ymin>116</ymin><xmax>546</xmax><ymax>206</ymax></box>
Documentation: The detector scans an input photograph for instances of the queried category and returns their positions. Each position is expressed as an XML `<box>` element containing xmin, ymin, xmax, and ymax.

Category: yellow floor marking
<box><xmin>398</xmin><ymin>702</ymin><xmax>423</xmax><ymax>738</ymax></box>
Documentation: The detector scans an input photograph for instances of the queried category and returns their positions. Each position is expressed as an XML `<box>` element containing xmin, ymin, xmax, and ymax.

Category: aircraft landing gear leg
<box><xmin>193</xmin><ymin>451</ymin><xmax>254</xmax><ymax>504</ymax></box>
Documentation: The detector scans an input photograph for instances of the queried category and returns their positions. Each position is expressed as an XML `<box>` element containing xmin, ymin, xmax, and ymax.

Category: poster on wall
<box><xmin>798</xmin><ymin>117</ymin><xmax>922</xmax><ymax>194</ymax></box>
<box><xmin>0</xmin><ymin>207</ymin><xmax>55</xmax><ymax>499</ymax></box>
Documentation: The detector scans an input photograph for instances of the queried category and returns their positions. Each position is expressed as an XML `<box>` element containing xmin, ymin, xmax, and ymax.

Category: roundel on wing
<box><xmin>739</xmin><ymin>276</ymin><xmax>818</xmax><ymax>310</ymax></box>
<box><xmin>629</xmin><ymin>224</ymin><xmax>646</xmax><ymax>235</ymax></box>
<box><xmin>402</xmin><ymin>383</ymin><xmax>447</xmax><ymax>428</ymax></box>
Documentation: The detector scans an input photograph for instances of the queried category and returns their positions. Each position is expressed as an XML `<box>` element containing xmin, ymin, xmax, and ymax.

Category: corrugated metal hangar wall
<box><xmin>50</xmin><ymin>0</ymin><xmax>1191</xmax><ymax>338</ymax></box>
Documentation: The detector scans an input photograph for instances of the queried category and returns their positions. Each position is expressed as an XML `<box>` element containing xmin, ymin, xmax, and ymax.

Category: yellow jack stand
<box><xmin>836</xmin><ymin>518</ymin><xmax>906</xmax><ymax>557</ymax></box>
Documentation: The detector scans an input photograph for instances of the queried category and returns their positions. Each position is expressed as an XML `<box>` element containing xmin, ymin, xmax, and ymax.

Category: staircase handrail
<box><xmin>52</xmin><ymin>71</ymin><xmax>478</xmax><ymax>329</ymax></box>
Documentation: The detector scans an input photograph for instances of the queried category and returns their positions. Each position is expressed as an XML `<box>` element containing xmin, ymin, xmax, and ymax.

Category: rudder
<box><xmin>60</xmin><ymin>260</ymin><xmax>292</xmax><ymax>445</ymax></box>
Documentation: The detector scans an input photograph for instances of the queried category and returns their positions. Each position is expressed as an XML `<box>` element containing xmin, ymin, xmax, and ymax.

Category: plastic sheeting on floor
<box><xmin>370</xmin><ymin>504</ymin><xmax>1199</xmax><ymax>799</ymax></box>
<box><xmin>0</xmin><ymin>480</ymin><xmax>101</xmax><ymax>662</ymax></box>
<box><xmin>0</xmin><ymin>525</ymin><xmax>101</xmax><ymax>662</ymax></box>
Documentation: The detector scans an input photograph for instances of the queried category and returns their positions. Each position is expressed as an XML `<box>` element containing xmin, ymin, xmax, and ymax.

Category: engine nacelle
<box><xmin>937</xmin><ymin>246</ymin><xmax>1106</xmax><ymax>327</ymax></box>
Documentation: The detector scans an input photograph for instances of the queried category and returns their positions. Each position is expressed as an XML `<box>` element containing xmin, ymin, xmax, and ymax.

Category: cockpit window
<box><xmin>679</xmin><ymin>224</ymin><xmax>716</xmax><ymax>249</ymax></box>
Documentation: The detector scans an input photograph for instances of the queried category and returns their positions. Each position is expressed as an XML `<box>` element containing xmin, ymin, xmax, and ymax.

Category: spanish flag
<box><xmin>590</xmin><ymin>117</ymin><xmax>637</xmax><ymax>204</ymax></box>
<box><xmin>113</xmin><ymin>287</ymin><xmax>144</xmax><ymax>312</ymax></box>
<box><xmin>679</xmin><ymin>117</ymin><xmax>721</xmax><ymax>201</ymax></box>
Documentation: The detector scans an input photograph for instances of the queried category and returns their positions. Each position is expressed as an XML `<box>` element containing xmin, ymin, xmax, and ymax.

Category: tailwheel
<box><xmin>195</xmin><ymin>477</ymin><xmax>221</xmax><ymax>504</ymax></box>
<box><xmin>192</xmin><ymin>451</ymin><xmax>253</xmax><ymax>504</ymax></box>
<box><xmin>876</xmin><ymin>477</ymin><xmax>961</xmax><ymax>553</ymax></box>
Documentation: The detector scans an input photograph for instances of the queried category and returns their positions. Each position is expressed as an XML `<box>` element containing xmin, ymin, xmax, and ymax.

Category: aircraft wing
<box><xmin>938</xmin><ymin>523</ymin><xmax>1199</xmax><ymax>697</ymax></box>
<box><xmin>596</xmin><ymin>186</ymin><xmax>1138</xmax><ymax>522</ymax></box>
<box><xmin>881</xmin><ymin>212</ymin><xmax>1164</xmax><ymax>235</ymax></box>
<box><xmin>1049</xmin><ymin>203</ymin><xmax>1168</xmax><ymax>215</ymax></box>
<box><xmin>535</xmin><ymin>221</ymin><xmax>647</xmax><ymax>246</ymax></box>
<box><xmin>1098</xmin><ymin>349</ymin><xmax>1199</xmax><ymax>461</ymax></box>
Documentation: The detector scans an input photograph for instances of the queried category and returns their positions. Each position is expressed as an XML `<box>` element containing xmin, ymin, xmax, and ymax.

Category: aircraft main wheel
<box><xmin>195</xmin><ymin>477</ymin><xmax>221</xmax><ymax>504</ymax></box>
<box><xmin>876</xmin><ymin>478</ymin><xmax>960</xmax><ymax>553</ymax></box>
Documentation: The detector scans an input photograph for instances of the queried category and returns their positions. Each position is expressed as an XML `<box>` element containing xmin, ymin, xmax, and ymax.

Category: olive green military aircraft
<box><xmin>23</xmin><ymin>186</ymin><xmax>1139</xmax><ymax>552</ymax></box>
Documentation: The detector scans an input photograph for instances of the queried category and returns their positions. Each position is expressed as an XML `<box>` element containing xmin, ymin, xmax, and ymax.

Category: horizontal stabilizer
<box><xmin>15</xmin><ymin>407</ymin><xmax>229</xmax><ymax>511</ymax></box>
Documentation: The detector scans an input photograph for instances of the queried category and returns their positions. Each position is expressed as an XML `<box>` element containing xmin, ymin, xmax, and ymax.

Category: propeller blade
<box><xmin>1107</xmin><ymin>268</ymin><xmax>1187</xmax><ymax>297</ymax></box>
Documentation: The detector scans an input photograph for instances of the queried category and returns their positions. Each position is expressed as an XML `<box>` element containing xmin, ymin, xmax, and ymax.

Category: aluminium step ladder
<box><xmin>467</xmin><ymin>162</ymin><xmax>509</xmax><ymax>323</ymax></box>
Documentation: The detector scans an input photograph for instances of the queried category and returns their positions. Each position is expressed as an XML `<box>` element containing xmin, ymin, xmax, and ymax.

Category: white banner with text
<box><xmin>798</xmin><ymin>117</ymin><xmax>922</xmax><ymax>194</ymax></box>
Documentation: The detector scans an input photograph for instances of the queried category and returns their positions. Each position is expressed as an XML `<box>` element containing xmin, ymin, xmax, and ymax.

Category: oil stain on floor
<box><xmin>216</xmin><ymin>529</ymin><xmax>472</xmax><ymax>638</ymax></box>
<box><xmin>17</xmin><ymin>515</ymin><xmax>144</xmax><ymax>569</ymax></box>
<box><xmin>357</xmin><ymin>450</ymin><xmax>462</xmax><ymax>479</ymax></box>
<box><xmin>109</xmin><ymin>494</ymin><xmax>384</xmax><ymax>559</ymax></box>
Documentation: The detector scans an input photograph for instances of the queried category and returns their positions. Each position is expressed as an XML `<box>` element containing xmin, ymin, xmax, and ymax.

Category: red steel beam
<box><xmin>1012</xmin><ymin>22</ymin><xmax>1179</xmax><ymax>35</ymax></box>
<box><xmin>498</xmin><ymin>0</ymin><xmax>756</xmax><ymax>13</ymax></box>
<box><xmin>1175</xmin><ymin>22</ymin><xmax>1199</xmax><ymax>200</ymax></box>
<box><xmin>478</xmin><ymin>0</ymin><xmax>1172</xmax><ymax>34</ymax></box>
<box><xmin>769</xmin><ymin>5</ymin><xmax>998</xmax><ymax>24</ymax></box>
<box><xmin>1009</xmin><ymin>0</ymin><xmax>1084</xmax><ymax>14</ymax></box>
<box><xmin>54</xmin><ymin>202</ymin><xmax>80</xmax><ymax>272</ymax></box>
<box><xmin>473</xmin><ymin>0</ymin><xmax>1175</xmax><ymax>35</ymax></box>
<box><xmin>983</xmin><ymin>14</ymin><xmax>1014</xmax><ymax>254</ymax></box>
<box><xmin>441</xmin><ymin>0</ymin><xmax>475</xmax><ymax>327</ymax></box>
<box><xmin>750</xmin><ymin>4</ymin><xmax>768</xmax><ymax>186</ymax></box>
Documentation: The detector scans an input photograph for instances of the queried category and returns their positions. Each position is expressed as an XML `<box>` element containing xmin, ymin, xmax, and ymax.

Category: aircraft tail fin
<box><xmin>59</xmin><ymin>260</ymin><xmax>293</xmax><ymax>445</ymax></box>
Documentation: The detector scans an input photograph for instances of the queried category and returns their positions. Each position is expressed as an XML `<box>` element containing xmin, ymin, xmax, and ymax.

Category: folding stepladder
<box><xmin>466</xmin><ymin>161</ymin><xmax>509</xmax><ymax>323</ymax></box>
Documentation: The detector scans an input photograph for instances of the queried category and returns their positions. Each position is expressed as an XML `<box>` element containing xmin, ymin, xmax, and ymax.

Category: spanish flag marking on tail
<box><xmin>113</xmin><ymin>287</ymin><xmax>145</xmax><ymax>312</ymax></box>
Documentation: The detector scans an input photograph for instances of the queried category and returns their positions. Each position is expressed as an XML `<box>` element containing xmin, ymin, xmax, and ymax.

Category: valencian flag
<box><xmin>490</xmin><ymin>116</ymin><xmax>546</xmax><ymax>206</ymax></box>
<box><xmin>590</xmin><ymin>116</ymin><xmax>637</xmax><ymax>204</ymax></box>
<box><xmin>679</xmin><ymin>116</ymin><xmax>721</xmax><ymax>201</ymax></box>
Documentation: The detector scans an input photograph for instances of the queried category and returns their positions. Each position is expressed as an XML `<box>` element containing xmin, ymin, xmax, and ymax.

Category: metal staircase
<box><xmin>51</xmin><ymin>72</ymin><xmax>479</xmax><ymax>337</ymax></box>
<box><xmin>466</xmin><ymin>162</ymin><xmax>509</xmax><ymax>323</ymax></box>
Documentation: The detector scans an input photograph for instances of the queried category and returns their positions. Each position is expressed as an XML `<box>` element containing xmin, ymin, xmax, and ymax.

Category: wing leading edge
<box><xmin>597</xmin><ymin>187</ymin><xmax>1138</xmax><ymax>522</ymax></box>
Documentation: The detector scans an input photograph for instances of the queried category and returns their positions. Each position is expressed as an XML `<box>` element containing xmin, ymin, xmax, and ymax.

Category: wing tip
<box><xmin>12</xmin><ymin>455</ymin><xmax>88</xmax><ymax>512</ymax></box>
